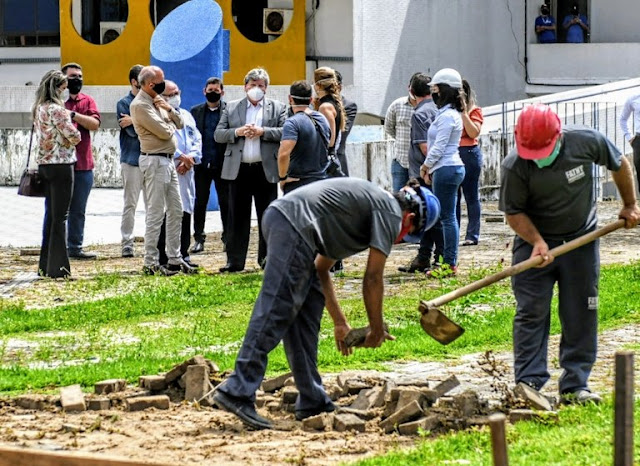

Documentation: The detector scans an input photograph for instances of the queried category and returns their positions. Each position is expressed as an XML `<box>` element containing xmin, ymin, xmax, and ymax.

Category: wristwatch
<box><xmin>70</xmin><ymin>111</ymin><xmax>76</xmax><ymax>120</ymax></box>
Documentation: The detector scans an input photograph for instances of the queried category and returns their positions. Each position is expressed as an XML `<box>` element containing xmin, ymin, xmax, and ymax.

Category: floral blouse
<box><xmin>35</xmin><ymin>103</ymin><xmax>81</xmax><ymax>165</ymax></box>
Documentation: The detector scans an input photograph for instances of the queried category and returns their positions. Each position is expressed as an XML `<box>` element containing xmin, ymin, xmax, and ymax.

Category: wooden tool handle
<box><xmin>426</xmin><ymin>219</ymin><xmax>625</xmax><ymax>309</ymax></box>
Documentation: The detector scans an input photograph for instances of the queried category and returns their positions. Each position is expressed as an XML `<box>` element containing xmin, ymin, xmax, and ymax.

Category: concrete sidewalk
<box><xmin>1</xmin><ymin>187</ymin><xmax>227</xmax><ymax>248</ymax></box>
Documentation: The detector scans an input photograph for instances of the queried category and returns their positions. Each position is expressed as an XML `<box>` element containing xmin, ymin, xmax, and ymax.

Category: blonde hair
<box><xmin>313</xmin><ymin>67</ymin><xmax>346</xmax><ymax>131</ymax></box>
<box><xmin>32</xmin><ymin>70</ymin><xmax>67</xmax><ymax>119</ymax></box>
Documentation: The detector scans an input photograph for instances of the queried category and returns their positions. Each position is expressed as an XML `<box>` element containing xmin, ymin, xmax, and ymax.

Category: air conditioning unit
<box><xmin>99</xmin><ymin>21</ymin><xmax>126</xmax><ymax>44</ymax></box>
<box><xmin>263</xmin><ymin>8</ymin><xmax>293</xmax><ymax>35</ymax></box>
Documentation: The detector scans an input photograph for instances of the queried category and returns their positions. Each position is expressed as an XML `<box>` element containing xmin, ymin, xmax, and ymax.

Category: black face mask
<box><xmin>67</xmin><ymin>77</ymin><xmax>83</xmax><ymax>95</ymax></box>
<box><xmin>541</xmin><ymin>7</ymin><xmax>549</xmax><ymax>15</ymax></box>
<box><xmin>152</xmin><ymin>81</ymin><xmax>166</xmax><ymax>95</ymax></box>
<box><xmin>206</xmin><ymin>91</ymin><xmax>221</xmax><ymax>103</ymax></box>
<box><xmin>431</xmin><ymin>92</ymin><xmax>440</xmax><ymax>106</ymax></box>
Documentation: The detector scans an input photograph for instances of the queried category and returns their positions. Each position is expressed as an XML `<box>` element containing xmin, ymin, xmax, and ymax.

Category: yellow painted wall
<box><xmin>59</xmin><ymin>0</ymin><xmax>305</xmax><ymax>85</ymax></box>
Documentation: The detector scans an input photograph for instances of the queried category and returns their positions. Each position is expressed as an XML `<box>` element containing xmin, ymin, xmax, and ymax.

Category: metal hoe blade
<box><xmin>419</xmin><ymin>300</ymin><xmax>465</xmax><ymax>345</ymax></box>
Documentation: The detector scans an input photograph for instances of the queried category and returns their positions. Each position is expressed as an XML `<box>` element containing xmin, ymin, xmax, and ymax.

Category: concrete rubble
<box><xmin>6</xmin><ymin>355</ymin><xmax>559</xmax><ymax>437</ymax></box>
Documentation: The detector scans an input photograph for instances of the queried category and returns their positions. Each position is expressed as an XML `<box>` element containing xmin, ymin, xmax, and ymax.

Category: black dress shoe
<box><xmin>69</xmin><ymin>250</ymin><xmax>97</xmax><ymax>260</ymax></box>
<box><xmin>398</xmin><ymin>256</ymin><xmax>430</xmax><ymax>273</ymax></box>
<box><xmin>191</xmin><ymin>241</ymin><xmax>204</xmax><ymax>254</ymax></box>
<box><xmin>295</xmin><ymin>401</ymin><xmax>336</xmax><ymax>421</ymax></box>
<box><xmin>213</xmin><ymin>390</ymin><xmax>272</xmax><ymax>430</ymax></box>
<box><xmin>219</xmin><ymin>263</ymin><xmax>243</xmax><ymax>273</ymax></box>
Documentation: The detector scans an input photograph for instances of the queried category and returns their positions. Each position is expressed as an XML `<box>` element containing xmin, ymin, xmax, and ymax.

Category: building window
<box><xmin>0</xmin><ymin>0</ymin><xmax>61</xmax><ymax>46</ymax></box>
<box><xmin>72</xmin><ymin>0</ymin><xmax>129</xmax><ymax>45</ymax></box>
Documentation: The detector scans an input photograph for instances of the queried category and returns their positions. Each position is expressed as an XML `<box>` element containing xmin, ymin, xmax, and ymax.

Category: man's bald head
<box><xmin>138</xmin><ymin>66</ymin><xmax>165</xmax><ymax>96</ymax></box>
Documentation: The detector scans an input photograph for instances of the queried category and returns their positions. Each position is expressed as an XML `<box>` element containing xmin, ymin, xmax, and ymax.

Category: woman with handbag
<box><xmin>33</xmin><ymin>70</ymin><xmax>81</xmax><ymax>278</ymax></box>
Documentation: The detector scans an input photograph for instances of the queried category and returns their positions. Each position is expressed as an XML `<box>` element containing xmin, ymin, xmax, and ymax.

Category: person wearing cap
<box><xmin>562</xmin><ymin>2</ymin><xmax>589</xmax><ymax>43</ymax></box>
<box><xmin>499</xmin><ymin>104</ymin><xmax>639</xmax><ymax>405</ymax></box>
<box><xmin>535</xmin><ymin>3</ymin><xmax>557</xmax><ymax>44</ymax></box>
<box><xmin>419</xmin><ymin>68</ymin><xmax>466</xmax><ymax>277</ymax></box>
<box><xmin>213</xmin><ymin>177</ymin><xmax>440</xmax><ymax>430</ymax></box>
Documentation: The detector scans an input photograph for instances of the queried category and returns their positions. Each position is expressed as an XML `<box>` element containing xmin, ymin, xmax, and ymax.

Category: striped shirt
<box><xmin>384</xmin><ymin>96</ymin><xmax>415</xmax><ymax>169</ymax></box>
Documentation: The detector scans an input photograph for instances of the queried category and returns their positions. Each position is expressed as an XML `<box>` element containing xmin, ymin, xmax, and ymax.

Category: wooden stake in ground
<box><xmin>488</xmin><ymin>413</ymin><xmax>509</xmax><ymax>466</ymax></box>
<box><xmin>614</xmin><ymin>351</ymin><xmax>634</xmax><ymax>466</ymax></box>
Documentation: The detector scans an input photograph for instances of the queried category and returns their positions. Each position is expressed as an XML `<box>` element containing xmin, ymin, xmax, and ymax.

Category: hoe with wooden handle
<box><xmin>420</xmin><ymin>219</ymin><xmax>626</xmax><ymax>345</ymax></box>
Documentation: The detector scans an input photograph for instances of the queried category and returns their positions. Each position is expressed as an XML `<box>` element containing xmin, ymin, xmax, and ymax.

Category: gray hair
<box><xmin>138</xmin><ymin>66</ymin><xmax>163</xmax><ymax>85</ymax></box>
<box><xmin>31</xmin><ymin>70</ymin><xmax>67</xmax><ymax>119</ymax></box>
<box><xmin>244</xmin><ymin>67</ymin><xmax>270</xmax><ymax>86</ymax></box>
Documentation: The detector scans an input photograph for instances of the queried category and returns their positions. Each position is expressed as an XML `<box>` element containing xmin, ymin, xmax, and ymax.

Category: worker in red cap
<box><xmin>499</xmin><ymin>103</ymin><xmax>639</xmax><ymax>405</ymax></box>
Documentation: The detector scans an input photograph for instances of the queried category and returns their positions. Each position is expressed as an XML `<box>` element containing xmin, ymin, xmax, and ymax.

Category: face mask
<box><xmin>206</xmin><ymin>91</ymin><xmax>221</xmax><ymax>103</ymax></box>
<box><xmin>247</xmin><ymin>87</ymin><xmax>265</xmax><ymax>102</ymax></box>
<box><xmin>166</xmin><ymin>95</ymin><xmax>181</xmax><ymax>109</ymax></box>
<box><xmin>60</xmin><ymin>88</ymin><xmax>70</xmax><ymax>101</ymax></box>
<box><xmin>431</xmin><ymin>92</ymin><xmax>440</xmax><ymax>106</ymax></box>
<box><xmin>152</xmin><ymin>81</ymin><xmax>166</xmax><ymax>95</ymax></box>
<box><xmin>67</xmin><ymin>77</ymin><xmax>83</xmax><ymax>95</ymax></box>
<box><xmin>534</xmin><ymin>138</ymin><xmax>562</xmax><ymax>168</ymax></box>
<box><xmin>541</xmin><ymin>7</ymin><xmax>549</xmax><ymax>15</ymax></box>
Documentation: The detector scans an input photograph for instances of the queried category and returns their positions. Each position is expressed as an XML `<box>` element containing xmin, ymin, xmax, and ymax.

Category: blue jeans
<box><xmin>391</xmin><ymin>159</ymin><xmax>409</xmax><ymax>192</ymax></box>
<box><xmin>67</xmin><ymin>169</ymin><xmax>94</xmax><ymax>253</ymax></box>
<box><xmin>431</xmin><ymin>165</ymin><xmax>465</xmax><ymax>266</ymax></box>
<box><xmin>456</xmin><ymin>145</ymin><xmax>483</xmax><ymax>243</ymax></box>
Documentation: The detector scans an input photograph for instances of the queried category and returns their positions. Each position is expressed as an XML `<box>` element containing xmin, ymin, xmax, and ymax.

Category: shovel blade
<box><xmin>419</xmin><ymin>301</ymin><xmax>465</xmax><ymax>345</ymax></box>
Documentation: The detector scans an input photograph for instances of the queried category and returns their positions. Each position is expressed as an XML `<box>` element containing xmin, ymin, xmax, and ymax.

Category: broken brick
<box><xmin>396</xmin><ymin>388</ymin><xmax>424</xmax><ymax>412</ymax></box>
<box><xmin>433</xmin><ymin>375</ymin><xmax>460</xmax><ymax>398</ymax></box>
<box><xmin>350</xmin><ymin>386</ymin><xmax>385</xmax><ymax>411</ymax></box>
<box><xmin>380</xmin><ymin>400</ymin><xmax>423</xmax><ymax>433</ymax></box>
<box><xmin>325</xmin><ymin>384</ymin><xmax>343</xmax><ymax>401</ymax></box>
<box><xmin>126</xmin><ymin>395</ymin><xmax>170</xmax><ymax>411</ymax></box>
<box><xmin>87</xmin><ymin>398</ymin><xmax>111</xmax><ymax>411</ymax></box>
<box><xmin>164</xmin><ymin>355</ymin><xmax>208</xmax><ymax>384</ymax></box>
<box><xmin>336</xmin><ymin>407</ymin><xmax>377</xmax><ymax>420</ymax></box>
<box><xmin>60</xmin><ymin>385</ymin><xmax>86</xmax><ymax>412</ymax></box>
<box><xmin>281</xmin><ymin>386</ymin><xmax>299</xmax><ymax>404</ymax></box>
<box><xmin>15</xmin><ymin>395</ymin><xmax>47</xmax><ymax>410</ymax></box>
<box><xmin>138</xmin><ymin>375</ymin><xmax>168</xmax><ymax>392</ymax></box>
<box><xmin>398</xmin><ymin>414</ymin><xmax>440</xmax><ymax>435</ymax></box>
<box><xmin>184</xmin><ymin>365</ymin><xmax>213</xmax><ymax>404</ymax></box>
<box><xmin>454</xmin><ymin>391</ymin><xmax>480</xmax><ymax>417</ymax></box>
<box><xmin>261</xmin><ymin>372</ymin><xmax>293</xmax><ymax>393</ymax></box>
<box><xmin>334</xmin><ymin>413</ymin><xmax>366</xmax><ymax>432</ymax></box>
<box><xmin>94</xmin><ymin>379</ymin><xmax>127</xmax><ymax>395</ymax></box>
<box><xmin>302</xmin><ymin>413</ymin><xmax>333</xmax><ymax>431</ymax></box>
<box><xmin>513</xmin><ymin>382</ymin><xmax>553</xmax><ymax>411</ymax></box>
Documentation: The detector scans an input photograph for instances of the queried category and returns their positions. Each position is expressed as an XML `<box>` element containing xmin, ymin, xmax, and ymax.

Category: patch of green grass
<box><xmin>354</xmin><ymin>400</ymin><xmax>640</xmax><ymax>465</ymax></box>
<box><xmin>0</xmin><ymin>262</ymin><xmax>639</xmax><ymax>393</ymax></box>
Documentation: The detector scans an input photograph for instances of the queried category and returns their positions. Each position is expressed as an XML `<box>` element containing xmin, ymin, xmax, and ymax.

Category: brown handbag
<box><xmin>17</xmin><ymin>125</ymin><xmax>45</xmax><ymax>197</ymax></box>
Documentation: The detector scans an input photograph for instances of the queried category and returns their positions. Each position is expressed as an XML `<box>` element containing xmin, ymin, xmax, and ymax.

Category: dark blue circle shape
<box><xmin>150</xmin><ymin>0</ymin><xmax>223</xmax><ymax>62</ymax></box>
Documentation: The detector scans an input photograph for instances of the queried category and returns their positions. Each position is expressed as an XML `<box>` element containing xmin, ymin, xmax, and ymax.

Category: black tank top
<box><xmin>319</xmin><ymin>95</ymin><xmax>342</xmax><ymax>148</ymax></box>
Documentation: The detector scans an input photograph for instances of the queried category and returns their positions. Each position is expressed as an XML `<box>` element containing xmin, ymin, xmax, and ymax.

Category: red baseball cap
<box><xmin>515</xmin><ymin>104</ymin><xmax>562</xmax><ymax>160</ymax></box>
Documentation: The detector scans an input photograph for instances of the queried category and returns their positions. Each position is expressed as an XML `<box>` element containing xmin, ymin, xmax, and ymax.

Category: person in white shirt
<box><xmin>619</xmin><ymin>93</ymin><xmax>640</xmax><ymax>190</ymax></box>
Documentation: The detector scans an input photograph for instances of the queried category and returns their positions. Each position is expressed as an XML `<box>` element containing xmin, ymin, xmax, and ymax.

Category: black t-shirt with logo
<box><xmin>499</xmin><ymin>125</ymin><xmax>621</xmax><ymax>240</ymax></box>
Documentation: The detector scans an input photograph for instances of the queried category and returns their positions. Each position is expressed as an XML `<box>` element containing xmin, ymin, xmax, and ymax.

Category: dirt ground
<box><xmin>0</xmin><ymin>201</ymin><xmax>639</xmax><ymax>465</ymax></box>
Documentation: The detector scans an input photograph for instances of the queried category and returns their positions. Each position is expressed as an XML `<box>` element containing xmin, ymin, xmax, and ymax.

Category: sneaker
<box><xmin>69</xmin><ymin>250</ymin><xmax>97</xmax><ymax>260</ymax></box>
<box><xmin>561</xmin><ymin>389</ymin><xmax>602</xmax><ymax>405</ymax></box>
<box><xmin>166</xmin><ymin>260</ymin><xmax>198</xmax><ymax>275</ymax></box>
<box><xmin>398</xmin><ymin>256</ymin><xmax>431</xmax><ymax>273</ymax></box>
<box><xmin>122</xmin><ymin>246</ymin><xmax>134</xmax><ymax>258</ymax></box>
<box><xmin>330</xmin><ymin>260</ymin><xmax>344</xmax><ymax>273</ymax></box>
<box><xmin>213</xmin><ymin>390</ymin><xmax>272</xmax><ymax>430</ymax></box>
<box><xmin>142</xmin><ymin>264</ymin><xmax>179</xmax><ymax>276</ymax></box>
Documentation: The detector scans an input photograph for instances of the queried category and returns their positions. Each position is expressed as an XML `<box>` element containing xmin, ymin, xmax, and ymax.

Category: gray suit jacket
<box><xmin>214</xmin><ymin>97</ymin><xmax>287</xmax><ymax>182</ymax></box>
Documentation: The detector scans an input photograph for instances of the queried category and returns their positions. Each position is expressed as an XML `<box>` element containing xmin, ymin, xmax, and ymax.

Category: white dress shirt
<box><xmin>620</xmin><ymin>93</ymin><xmax>640</xmax><ymax>141</ymax></box>
<box><xmin>173</xmin><ymin>108</ymin><xmax>202</xmax><ymax>214</ymax></box>
<box><xmin>242</xmin><ymin>99</ymin><xmax>264</xmax><ymax>164</ymax></box>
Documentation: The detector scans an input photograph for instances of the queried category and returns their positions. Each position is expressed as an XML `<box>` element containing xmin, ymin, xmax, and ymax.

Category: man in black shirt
<box><xmin>190</xmin><ymin>77</ymin><xmax>227</xmax><ymax>253</ymax></box>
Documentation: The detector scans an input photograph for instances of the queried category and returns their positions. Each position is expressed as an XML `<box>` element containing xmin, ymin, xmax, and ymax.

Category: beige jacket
<box><xmin>130</xmin><ymin>89</ymin><xmax>184</xmax><ymax>154</ymax></box>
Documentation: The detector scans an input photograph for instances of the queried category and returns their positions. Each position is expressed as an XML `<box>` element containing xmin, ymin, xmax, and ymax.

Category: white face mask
<box><xmin>247</xmin><ymin>87</ymin><xmax>265</xmax><ymax>102</ymax></box>
<box><xmin>166</xmin><ymin>95</ymin><xmax>181</xmax><ymax>109</ymax></box>
<box><xmin>61</xmin><ymin>88</ymin><xmax>70</xmax><ymax>101</ymax></box>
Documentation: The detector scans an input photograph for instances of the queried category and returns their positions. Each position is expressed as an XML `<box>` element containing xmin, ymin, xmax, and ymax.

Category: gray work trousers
<box><xmin>139</xmin><ymin>154</ymin><xmax>183</xmax><ymax>267</ymax></box>
<box><xmin>120</xmin><ymin>162</ymin><xmax>146</xmax><ymax>249</ymax></box>
<box><xmin>511</xmin><ymin>235</ymin><xmax>599</xmax><ymax>394</ymax></box>
<box><xmin>218</xmin><ymin>207</ymin><xmax>332</xmax><ymax>413</ymax></box>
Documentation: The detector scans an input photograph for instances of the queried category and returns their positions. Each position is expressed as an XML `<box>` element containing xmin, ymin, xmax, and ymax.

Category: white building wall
<box><xmin>352</xmin><ymin>0</ymin><xmax>527</xmax><ymax>117</ymax></box>
<box><xmin>591</xmin><ymin>0</ymin><xmax>640</xmax><ymax>43</ymax></box>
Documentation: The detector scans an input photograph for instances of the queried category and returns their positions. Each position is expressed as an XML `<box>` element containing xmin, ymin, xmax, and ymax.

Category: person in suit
<box><xmin>214</xmin><ymin>67</ymin><xmax>287</xmax><ymax>273</ymax></box>
<box><xmin>334</xmin><ymin>70</ymin><xmax>357</xmax><ymax>176</ymax></box>
<box><xmin>190</xmin><ymin>77</ymin><xmax>227</xmax><ymax>254</ymax></box>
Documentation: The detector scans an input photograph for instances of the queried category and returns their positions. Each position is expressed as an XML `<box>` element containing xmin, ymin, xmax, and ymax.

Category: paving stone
<box><xmin>389</xmin><ymin>388</ymin><xmax>401</xmax><ymax>402</ymax></box>
<box><xmin>255</xmin><ymin>395</ymin><xmax>277</xmax><ymax>408</ymax></box>
<box><xmin>283</xmin><ymin>377</ymin><xmax>296</xmax><ymax>387</ymax></box>
<box><xmin>346</xmin><ymin>379</ymin><xmax>372</xmax><ymax>395</ymax></box>
<box><xmin>325</xmin><ymin>384</ymin><xmax>343</xmax><ymax>401</ymax></box>
<box><xmin>280</xmin><ymin>402</ymin><xmax>296</xmax><ymax>413</ymax></box>
<box><xmin>433</xmin><ymin>375</ymin><xmax>460</xmax><ymax>398</ymax></box>
<box><xmin>184</xmin><ymin>364</ymin><xmax>213</xmax><ymax>404</ymax></box>
<box><xmin>178</xmin><ymin>374</ymin><xmax>187</xmax><ymax>389</ymax></box>
<box><xmin>87</xmin><ymin>398</ymin><xmax>111</xmax><ymax>411</ymax></box>
<box><xmin>453</xmin><ymin>391</ymin><xmax>480</xmax><ymax>417</ymax></box>
<box><xmin>261</xmin><ymin>372</ymin><xmax>293</xmax><ymax>392</ymax></box>
<box><xmin>302</xmin><ymin>413</ymin><xmax>333</xmax><ymax>431</ymax></box>
<box><xmin>380</xmin><ymin>400</ymin><xmax>423</xmax><ymax>433</ymax></box>
<box><xmin>396</xmin><ymin>388</ymin><xmax>424</xmax><ymax>412</ymax></box>
<box><xmin>60</xmin><ymin>385</ymin><xmax>86</xmax><ymax>412</ymax></box>
<box><xmin>15</xmin><ymin>395</ymin><xmax>47</xmax><ymax>410</ymax></box>
<box><xmin>138</xmin><ymin>375</ymin><xmax>168</xmax><ymax>392</ymax></box>
<box><xmin>398</xmin><ymin>414</ymin><xmax>440</xmax><ymax>435</ymax></box>
<box><xmin>266</xmin><ymin>400</ymin><xmax>280</xmax><ymax>411</ymax></box>
<box><xmin>381</xmin><ymin>380</ymin><xmax>397</xmax><ymax>402</ymax></box>
<box><xmin>336</xmin><ymin>407</ymin><xmax>377</xmax><ymax>420</ymax></box>
<box><xmin>509</xmin><ymin>408</ymin><xmax>558</xmax><ymax>424</ymax></box>
<box><xmin>281</xmin><ymin>386</ymin><xmax>299</xmax><ymax>404</ymax></box>
<box><xmin>382</xmin><ymin>399</ymin><xmax>398</xmax><ymax>419</ymax></box>
<box><xmin>164</xmin><ymin>355</ymin><xmax>208</xmax><ymax>384</ymax></box>
<box><xmin>350</xmin><ymin>386</ymin><xmax>385</xmax><ymax>411</ymax></box>
<box><xmin>126</xmin><ymin>395</ymin><xmax>170</xmax><ymax>411</ymax></box>
<box><xmin>94</xmin><ymin>379</ymin><xmax>127</xmax><ymax>395</ymax></box>
<box><xmin>513</xmin><ymin>382</ymin><xmax>553</xmax><ymax>411</ymax></box>
<box><xmin>333</xmin><ymin>413</ymin><xmax>366</xmax><ymax>432</ymax></box>
<box><xmin>436</xmin><ymin>396</ymin><xmax>456</xmax><ymax>409</ymax></box>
